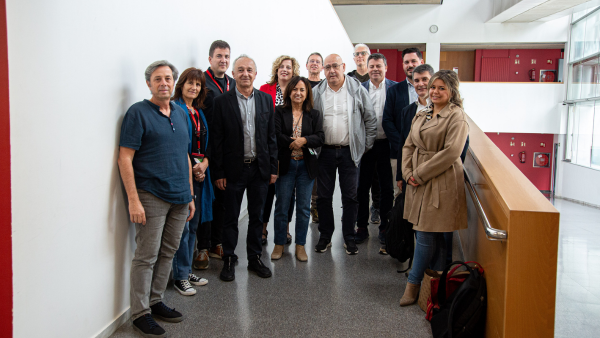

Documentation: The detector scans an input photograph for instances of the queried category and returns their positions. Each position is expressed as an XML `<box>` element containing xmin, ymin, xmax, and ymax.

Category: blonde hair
<box><xmin>268</xmin><ymin>55</ymin><xmax>300</xmax><ymax>85</ymax></box>
<box><xmin>428</xmin><ymin>70</ymin><xmax>463</xmax><ymax>109</ymax></box>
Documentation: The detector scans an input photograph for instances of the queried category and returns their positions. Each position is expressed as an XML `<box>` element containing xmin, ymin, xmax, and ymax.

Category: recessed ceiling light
<box><xmin>430</xmin><ymin>25</ymin><xmax>438</xmax><ymax>33</ymax></box>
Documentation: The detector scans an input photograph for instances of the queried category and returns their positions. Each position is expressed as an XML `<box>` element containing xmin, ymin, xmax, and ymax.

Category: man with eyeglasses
<box><xmin>348</xmin><ymin>43</ymin><xmax>371</xmax><ymax>84</ymax></box>
<box><xmin>312</xmin><ymin>54</ymin><xmax>376</xmax><ymax>255</ymax></box>
<box><xmin>382</xmin><ymin>47</ymin><xmax>425</xmax><ymax>198</ymax></box>
<box><xmin>306</xmin><ymin>52</ymin><xmax>324</xmax><ymax>88</ymax></box>
<box><xmin>350</xmin><ymin>44</ymin><xmax>384</xmax><ymax>227</ymax></box>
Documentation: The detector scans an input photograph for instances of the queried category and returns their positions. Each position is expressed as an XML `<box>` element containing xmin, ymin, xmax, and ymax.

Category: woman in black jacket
<box><xmin>271</xmin><ymin>77</ymin><xmax>324</xmax><ymax>262</ymax></box>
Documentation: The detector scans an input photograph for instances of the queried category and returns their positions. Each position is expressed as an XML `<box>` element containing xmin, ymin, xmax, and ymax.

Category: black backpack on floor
<box><xmin>385</xmin><ymin>193</ymin><xmax>415</xmax><ymax>273</ymax></box>
<box><xmin>430</xmin><ymin>261</ymin><xmax>487</xmax><ymax>338</ymax></box>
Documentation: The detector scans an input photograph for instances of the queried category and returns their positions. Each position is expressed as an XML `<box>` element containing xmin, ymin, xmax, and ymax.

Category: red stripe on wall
<box><xmin>0</xmin><ymin>0</ymin><xmax>13</xmax><ymax>336</ymax></box>
<box><xmin>481</xmin><ymin>57</ymin><xmax>510</xmax><ymax>82</ymax></box>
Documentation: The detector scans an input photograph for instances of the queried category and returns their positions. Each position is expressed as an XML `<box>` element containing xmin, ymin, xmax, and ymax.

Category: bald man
<box><xmin>312</xmin><ymin>54</ymin><xmax>377</xmax><ymax>255</ymax></box>
<box><xmin>212</xmin><ymin>55</ymin><xmax>278</xmax><ymax>281</ymax></box>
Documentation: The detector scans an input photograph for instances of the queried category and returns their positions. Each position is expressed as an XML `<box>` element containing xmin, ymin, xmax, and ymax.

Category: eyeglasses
<box><xmin>324</xmin><ymin>63</ymin><xmax>343</xmax><ymax>71</ymax></box>
<box><xmin>308</xmin><ymin>60</ymin><xmax>322</xmax><ymax>64</ymax></box>
<box><xmin>353</xmin><ymin>51</ymin><xmax>369</xmax><ymax>57</ymax></box>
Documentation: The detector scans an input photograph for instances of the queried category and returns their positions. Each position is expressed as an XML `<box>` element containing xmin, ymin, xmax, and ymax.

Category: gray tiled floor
<box><xmin>109</xmin><ymin>196</ymin><xmax>600</xmax><ymax>338</ymax></box>
<box><xmin>553</xmin><ymin>199</ymin><xmax>600</xmax><ymax>338</ymax></box>
<box><xmin>111</xmin><ymin>188</ymin><xmax>433</xmax><ymax>338</ymax></box>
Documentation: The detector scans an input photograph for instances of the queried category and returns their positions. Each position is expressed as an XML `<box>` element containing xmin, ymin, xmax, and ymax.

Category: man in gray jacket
<box><xmin>312</xmin><ymin>54</ymin><xmax>377</xmax><ymax>255</ymax></box>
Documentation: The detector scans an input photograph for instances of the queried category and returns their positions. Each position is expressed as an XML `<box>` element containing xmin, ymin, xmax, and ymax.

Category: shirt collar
<box><xmin>235</xmin><ymin>86</ymin><xmax>254</xmax><ymax>99</ymax></box>
<box><xmin>369</xmin><ymin>78</ymin><xmax>386</xmax><ymax>90</ymax></box>
<box><xmin>144</xmin><ymin>99</ymin><xmax>177</xmax><ymax>116</ymax></box>
<box><xmin>406</xmin><ymin>78</ymin><xmax>414</xmax><ymax>89</ymax></box>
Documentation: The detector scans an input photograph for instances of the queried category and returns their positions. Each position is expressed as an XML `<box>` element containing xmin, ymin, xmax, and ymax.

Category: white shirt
<box><xmin>322</xmin><ymin>78</ymin><xmax>349</xmax><ymax>146</ymax></box>
<box><xmin>417</xmin><ymin>97</ymin><xmax>432</xmax><ymax>114</ymax></box>
<box><xmin>407</xmin><ymin>79</ymin><xmax>418</xmax><ymax>104</ymax></box>
<box><xmin>369</xmin><ymin>79</ymin><xmax>387</xmax><ymax>140</ymax></box>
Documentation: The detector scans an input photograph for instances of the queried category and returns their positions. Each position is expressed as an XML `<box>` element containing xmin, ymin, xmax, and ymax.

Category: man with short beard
<box><xmin>193</xmin><ymin>40</ymin><xmax>237</xmax><ymax>271</ymax></box>
<box><xmin>382</xmin><ymin>48</ymin><xmax>424</xmax><ymax>198</ymax></box>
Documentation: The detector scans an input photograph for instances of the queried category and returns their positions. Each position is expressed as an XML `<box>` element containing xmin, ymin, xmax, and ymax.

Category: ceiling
<box><xmin>331</xmin><ymin>0</ymin><xmax>441</xmax><ymax>4</ymax></box>
<box><xmin>488</xmin><ymin>0</ymin><xmax>590</xmax><ymax>23</ymax></box>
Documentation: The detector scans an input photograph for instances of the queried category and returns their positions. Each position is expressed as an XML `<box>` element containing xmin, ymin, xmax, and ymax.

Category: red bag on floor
<box><xmin>425</xmin><ymin>261</ymin><xmax>483</xmax><ymax>321</ymax></box>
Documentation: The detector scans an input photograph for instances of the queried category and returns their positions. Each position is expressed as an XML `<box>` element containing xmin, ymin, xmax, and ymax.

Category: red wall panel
<box><xmin>481</xmin><ymin>57</ymin><xmax>510</xmax><ymax>82</ymax></box>
<box><xmin>482</xmin><ymin>49</ymin><xmax>510</xmax><ymax>58</ymax></box>
<box><xmin>0</xmin><ymin>0</ymin><xmax>12</xmax><ymax>335</ymax></box>
<box><xmin>396</xmin><ymin>50</ymin><xmax>407</xmax><ymax>83</ymax></box>
<box><xmin>476</xmin><ymin>49</ymin><xmax>562</xmax><ymax>82</ymax></box>
<box><xmin>485</xmin><ymin>133</ymin><xmax>554</xmax><ymax>191</ymax></box>
<box><xmin>371</xmin><ymin>48</ymin><xmax>399</xmax><ymax>82</ymax></box>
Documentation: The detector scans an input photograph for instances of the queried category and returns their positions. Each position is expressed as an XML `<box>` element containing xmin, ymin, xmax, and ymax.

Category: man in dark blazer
<box><xmin>382</xmin><ymin>48</ymin><xmax>424</xmax><ymax>198</ymax></box>
<box><xmin>211</xmin><ymin>55</ymin><xmax>278</xmax><ymax>282</ymax></box>
<box><xmin>194</xmin><ymin>40</ymin><xmax>237</xmax><ymax>271</ymax></box>
<box><xmin>357</xmin><ymin>53</ymin><xmax>397</xmax><ymax>252</ymax></box>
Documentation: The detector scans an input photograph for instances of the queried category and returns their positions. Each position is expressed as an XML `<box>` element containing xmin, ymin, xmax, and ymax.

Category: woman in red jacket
<box><xmin>259</xmin><ymin>55</ymin><xmax>300</xmax><ymax>245</ymax></box>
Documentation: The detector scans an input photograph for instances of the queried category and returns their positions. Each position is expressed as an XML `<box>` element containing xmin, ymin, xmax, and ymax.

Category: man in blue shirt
<box><xmin>118</xmin><ymin>60</ymin><xmax>195</xmax><ymax>337</ymax></box>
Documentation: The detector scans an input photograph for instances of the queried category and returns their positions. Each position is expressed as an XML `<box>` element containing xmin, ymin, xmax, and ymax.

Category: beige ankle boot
<box><xmin>399</xmin><ymin>282</ymin><xmax>420</xmax><ymax>306</ymax></box>
<box><xmin>295</xmin><ymin>244</ymin><xmax>308</xmax><ymax>262</ymax></box>
<box><xmin>271</xmin><ymin>245</ymin><xmax>284</xmax><ymax>260</ymax></box>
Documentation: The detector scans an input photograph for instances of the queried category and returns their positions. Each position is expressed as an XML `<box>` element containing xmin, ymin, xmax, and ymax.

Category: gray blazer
<box><xmin>312</xmin><ymin>76</ymin><xmax>377</xmax><ymax>167</ymax></box>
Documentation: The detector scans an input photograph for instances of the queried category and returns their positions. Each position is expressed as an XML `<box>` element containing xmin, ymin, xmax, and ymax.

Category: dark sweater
<box><xmin>347</xmin><ymin>70</ymin><xmax>370</xmax><ymax>83</ymax></box>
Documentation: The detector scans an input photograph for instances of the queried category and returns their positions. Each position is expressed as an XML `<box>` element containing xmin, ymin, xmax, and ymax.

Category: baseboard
<box><xmin>95</xmin><ymin>308</ymin><xmax>130</xmax><ymax>338</ymax></box>
<box><xmin>555</xmin><ymin>196</ymin><xmax>600</xmax><ymax>210</ymax></box>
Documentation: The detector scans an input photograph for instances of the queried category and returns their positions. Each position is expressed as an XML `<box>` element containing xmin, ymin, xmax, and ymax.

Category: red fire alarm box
<box><xmin>533</xmin><ymin>152</ymin><xmax>551</xmax><ymax>168</ymax></box>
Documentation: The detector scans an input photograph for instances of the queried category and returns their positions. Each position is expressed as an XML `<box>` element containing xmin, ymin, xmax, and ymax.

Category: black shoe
<box><xmin>344</xmin><ymin>239</ymin><xmax>359</xmax><ymax>255</ymax></box>
<box><xmin>315</xmin><ymin>237</ymin><xmax>332</xmax><ymax>253</ymax></box>
<box><xmin>150</xmin><ymin>302</ymin><xmax>183</xmax><ymax>323</ymax></box>
<box><xmin>132</xmin><ymin>314</ymin><xmax>166</xmax><ymax>337</ymax></box>
<box><xmin>248</xmin><ymin>256</ymin><xmax>272</xmax><ymax>278</ymax></box>
<box><xmin>220</xmin><ymin>257</ymin><xmax>236</xmax><ymax>281</ymax></box>
<box><xmin>355</xmin><ymin>229</ymin><xmax>369</xmax><ymax>244</ymax></box>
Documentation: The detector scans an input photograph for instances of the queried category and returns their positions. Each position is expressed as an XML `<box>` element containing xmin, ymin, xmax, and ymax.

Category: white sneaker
<box><xmin>188</xmin><ymin>273</ymin><xmax>208</xmax><ymax>286</ymax></box>
<box><xmin>174</xmin><ymin>279</ymin><xmax>196</xmax><ymax>296</ymax></box>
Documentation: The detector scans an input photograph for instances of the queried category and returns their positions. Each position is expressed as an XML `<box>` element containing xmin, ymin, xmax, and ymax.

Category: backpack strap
<box><xmin>438</xmin><ymin>261</ymin><xmax>474</xmax><ymax>307</ymax></box>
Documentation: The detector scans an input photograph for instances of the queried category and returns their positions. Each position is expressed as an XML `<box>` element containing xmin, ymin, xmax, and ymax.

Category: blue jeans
<box><xmin>317</xmin><ymin>147</ymin><xmax>359</xmax><ymax>242</ymax></box>
<box><xmin>172</xmin><ymin>180</ymin><xmax>202</xmax><ymax>280</ymax></box>
<box><xmin>407</xmin><ymin>231</ymin><xmax>447</xmax><ymax>285</ymax></box>
<box><xmin>275</xmin><ymin>159</ymin><xmax>314</xmax><ymax>245</ymax></box>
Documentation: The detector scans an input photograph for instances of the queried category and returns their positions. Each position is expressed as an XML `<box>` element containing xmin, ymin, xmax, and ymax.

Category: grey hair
<box><xmin>233</xmin><ymin>54</ymin><xmax>257</xmax><ymax>70</ymax></box>
<box><xmin>412</xmin><ymin>64</ymin><xmax>435</xmax><ymax>79</ymax></box>
<box><xmin>145</xmin><ymin>60</ymin><xmax>179</xmax><ymax>82</ymax></box>
<box><xmin>367</xmin><ymin>53</ymin><xmax>387</xmax><ymax>66</ymax></box>
<box><xmin>354</xmin><ymin>43</ymin><xmax>371</xmax><ymax>53</ymax></box>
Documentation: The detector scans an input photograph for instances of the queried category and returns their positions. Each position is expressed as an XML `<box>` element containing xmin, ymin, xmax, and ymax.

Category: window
<box><xmin>565</xmin><ymin>9</ymin><xmax>600</xmax><ymax>170</ymax></box>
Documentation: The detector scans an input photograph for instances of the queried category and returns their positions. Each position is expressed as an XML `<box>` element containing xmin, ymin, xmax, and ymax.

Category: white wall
<box><xmin>461</xmin><ymin>83</ymin><xmax>566</xmax><ymax>134</ymax></box>
<box><xmin>7</xmin><ymin>1</ymin><xmax>354</xmax><ymax>337</ymax></box>
<box><xmin>334</xmin><ymin>0</ymin><xmax>569</xmax><ymax>44</ymax></box>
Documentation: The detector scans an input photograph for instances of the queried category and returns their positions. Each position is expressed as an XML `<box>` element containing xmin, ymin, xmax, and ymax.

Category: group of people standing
<box><xmin>117</xmin><ymin>40</ymin><xmax>469</xmax><ymax>338</ymax></box>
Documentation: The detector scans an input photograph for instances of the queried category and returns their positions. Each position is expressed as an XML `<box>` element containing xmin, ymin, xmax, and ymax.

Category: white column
<box><xmin>426</xmin><ymin>42</ymin><xmax>441</xmax><ymax>72</ymax></box>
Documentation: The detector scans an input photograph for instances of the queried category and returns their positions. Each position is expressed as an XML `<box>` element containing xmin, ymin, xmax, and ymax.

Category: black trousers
<box><xmin>357</xmin><ymin>139</ymin><xmax>394</xmax><ymax>234</ymax></box>
<box><xmin>371</xmin><ymin>167</ymin><xmax>380</xmax><ymax>210</ymax></box>
<box><xmin>222</xmin><ymin>161</ymin><xmax>269</xmax><ymax>261</ymax></box>
<box><xmin>317</xmin><ymin>147</ymin><xmax>359</xmax><ymax>242</ymax></box>
<box><xmin>197</xmin><ymin>185</ymin><xmax>224</xmax><ymax>251</ymax></box>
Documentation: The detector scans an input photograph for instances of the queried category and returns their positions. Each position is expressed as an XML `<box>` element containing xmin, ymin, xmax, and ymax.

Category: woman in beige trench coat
<box><xmin>399</xmin><ymin>70</ymin><xmax>469</xmax><ymax>306</ymax></box>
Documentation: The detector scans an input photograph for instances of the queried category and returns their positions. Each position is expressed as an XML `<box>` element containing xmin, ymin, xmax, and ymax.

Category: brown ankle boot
<box><xmin>271</xmin><ymin>245</ymin><xmax>284</xmax><ymax>260</ymax></box>
<box><xmin>399</xmin><ymin>282</ymin><xmax>420</xmax><ymax>306</ymax></box>
<box><xmin>295</xmin><ymin>244</ymin><xmax>308</xmax><ymax>262</ymax></box>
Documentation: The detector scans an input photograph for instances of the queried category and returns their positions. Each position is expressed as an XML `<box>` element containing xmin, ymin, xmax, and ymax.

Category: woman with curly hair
<box><xmin>399</xmin><ymin>70</ymin><xmax>469</xmax><ymax>306</ymax></box>
<box><xmin>259</xmin><ymin>56</ymin><xmax>300</xmax><ymax>245</ymax></box>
